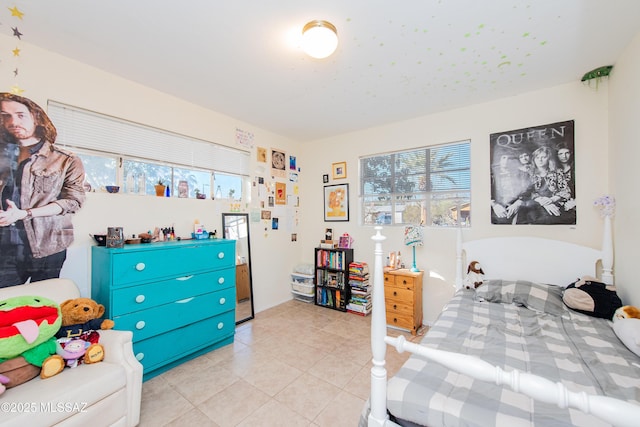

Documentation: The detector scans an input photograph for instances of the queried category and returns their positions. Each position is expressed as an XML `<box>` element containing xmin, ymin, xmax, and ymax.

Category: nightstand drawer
<box><xmin>386</xmin><ymin>312</ymin><xmax>414</xmax><ymax>330</ymax></box>
<box><xmin>384</xmin><ymin>296</ymin><xmax>413</xmax><ymax>315</ymax></box>
<box><xmin>112</xmin><ymin>269</ymin><xmax>235</xmax><ymax>316</ymax></box>
<box><xmin>384</xmin><ymin>286</ymin><xmax>413</xmax><ymax>303</ymax></box>
<box><xmin>115</xmin><ymin>286</ymin><xmax>235</xmax><ymax>342</ymax></box>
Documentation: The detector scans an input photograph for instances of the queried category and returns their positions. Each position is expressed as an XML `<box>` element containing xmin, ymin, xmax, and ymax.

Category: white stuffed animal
<box><xmin>464</xmin><ymin>261</ymin><xmax>485</xmax><ymax>289</ymax></box>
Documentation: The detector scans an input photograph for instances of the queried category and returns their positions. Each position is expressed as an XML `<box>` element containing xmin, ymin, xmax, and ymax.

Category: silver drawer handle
<box><xmin>218</xmin><ymin>277</ymin><xmax>225</xmax><ymax>284</ymax></box>
<box><xmin>176</xmin><ymin>297</ymin><xmax>194</xmax><ymax>304</ymax></box>
<box><xmin>135</xmin><ymin>353</ymin><xmax>144</xmax><ymax>361</ymax></box>
<box><xmin>176</xmin><ymin>275</ymin><xmax>194</xmax><ymax>281</ymax></box>
<box><xmin>217</xmin><ymin>322</ymin><xmax>224</xmax><ymax>330</ymax></box>
<box><xmin>135</xmin><ymin>320</ymin><xmax>146</xmax><ymax>330</ymax></box>
<box><xmin>135</xmin><ymin>262</ymin><xmax>146</xmax><ymax>271</ymax></box>
<box><xmin>217</xmin><ymin>252</ymin><xmax>225</xmax><ymax>259</ymax></box>
<box><xmin>135</xmin><ymin>295</ymin><xmax>146</xmax><ymax>303</ymax></box>
<box><xmin>219</xmin><ymin>297</ymin><xmax>226</xmax><ymax>305</ymax></box>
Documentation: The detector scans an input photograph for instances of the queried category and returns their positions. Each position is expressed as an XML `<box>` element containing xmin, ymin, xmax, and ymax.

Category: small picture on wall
<box><xmin>323</xmin><ymin>174</ymin><xmax>329</xmax><ymax>183</ymax></box>
<box><xmin>272</xmin><ymin>217</ymin><xmax>279</xmax><ymax>230</ymax></box>
<box><xmin>257</xmin><ymin>147</ymin><xmax>267</xmax><ymax>163</ymax></box>
<box><xmin>332</xmin><ymin>161</ymin><xmax>347</xmax><ymax>179</ymax></box>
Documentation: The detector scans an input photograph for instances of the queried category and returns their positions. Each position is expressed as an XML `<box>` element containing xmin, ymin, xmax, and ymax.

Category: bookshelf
<box><xmin>314</xmin><ymin>247</ymin><xmax>354</xmax><ymax>311</ymax></box>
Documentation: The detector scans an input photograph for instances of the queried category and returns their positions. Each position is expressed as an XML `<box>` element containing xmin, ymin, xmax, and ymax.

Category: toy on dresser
<box><xmin>54</xmin><ymin>298</ymin><xmax>115</xmax><ymax>368</ymax></box>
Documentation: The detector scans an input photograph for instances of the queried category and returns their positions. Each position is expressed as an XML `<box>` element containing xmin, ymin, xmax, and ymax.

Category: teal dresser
<box><xmin>91</xmin><ymin>239</ymin><xmax>236</xmax><ymax>381</ymax></box>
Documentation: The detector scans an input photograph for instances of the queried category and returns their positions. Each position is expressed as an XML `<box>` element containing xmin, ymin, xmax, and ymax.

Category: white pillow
<box><xmin>613</xmin><ymin>318</ymin><xmax>640</xmax><ymax>357</ymax></box>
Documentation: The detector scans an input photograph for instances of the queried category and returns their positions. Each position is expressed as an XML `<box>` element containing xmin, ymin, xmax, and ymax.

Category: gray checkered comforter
<box><xmin>381</xmin><ymin>289</ymin><xmax>640</xmax><ymax>426</ymax></box>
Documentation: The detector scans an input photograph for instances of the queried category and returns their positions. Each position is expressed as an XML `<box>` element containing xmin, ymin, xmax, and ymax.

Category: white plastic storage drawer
<box><xmin>291</xmin><ymin>273</ymin><xmax>314</xmax><ymax>295</ymax></box>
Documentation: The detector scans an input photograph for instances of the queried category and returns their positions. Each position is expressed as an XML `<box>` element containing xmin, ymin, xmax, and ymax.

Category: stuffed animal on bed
<box><xmin>464</xmin><ymin>261</ymin><xmax>485</xmax><ymax>289</ymax></box>
<box><xmin>612</xmin><ymin>305</ymin><xmax>640</xmax><ymax>357</ymax></box>
<box><xmin>562</xmin><ymin>276</ymin><xmax>622</xmax><ymax>319</ymax></box>
<box><xmin>613</xmin><ymin>305</ymin><xmax>640</xmax><ymax>321</ymax></box>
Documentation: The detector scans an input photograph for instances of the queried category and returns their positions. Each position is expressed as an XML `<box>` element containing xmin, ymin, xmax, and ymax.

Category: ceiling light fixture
<box><xmin>302</xmin><ymin>20</ymin><xmax>338</xmax><ymax>59</ymax></box>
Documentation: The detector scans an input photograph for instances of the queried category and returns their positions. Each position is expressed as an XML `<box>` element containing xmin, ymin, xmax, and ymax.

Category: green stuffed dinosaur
<box><xmin>0</xmin><ymin>295</ymin><xmax>66</xmax><ymax>387</ymax></box>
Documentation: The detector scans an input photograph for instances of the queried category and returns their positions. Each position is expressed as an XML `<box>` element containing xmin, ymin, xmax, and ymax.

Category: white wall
<box><xmin>299</xmin><ymin>81</ymin><xmax>611</xmax><ymax>324</ymax></box>
<box><xmin>4</xmin><ymin>34</ymin><xmax>302</xmax><ymax>313</ymax></box>
<box><xmin>609</xmin><ymin>31</ymin><xmax>640</xmax><ymax>308</ymax></box>
<box><xmin>8</xmin><ymin>31</ymin><xmax>632</xmax><ymax>322</ymax></box>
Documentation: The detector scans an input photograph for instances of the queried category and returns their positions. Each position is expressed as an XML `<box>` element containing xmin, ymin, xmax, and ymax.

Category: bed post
<box><xmin>601</xmin><ymin>214</ymin><xmax>614</xmax><ymax>285</ymax></box>
<box><xmin>455</xmin><ymin>227</ymin><xmax>463</xmax><ymax>290</ymax></box>
<box><xmin>369</xmin><ymin>226</ymin><xmax>388</xmax><ymax>427</ymax></box>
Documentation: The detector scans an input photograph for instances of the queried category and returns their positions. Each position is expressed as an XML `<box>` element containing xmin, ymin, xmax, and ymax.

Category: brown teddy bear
<box><xmin>54</xmin><ymin>298</ymin><xmax>114</xmax><ymax>365</ymax></box>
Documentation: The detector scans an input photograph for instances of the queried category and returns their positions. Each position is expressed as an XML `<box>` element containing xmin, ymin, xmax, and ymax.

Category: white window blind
<box><xmin>47</xmin><ymin>101</ymin><xmax>249</xmax><ymax>175</ymax></box>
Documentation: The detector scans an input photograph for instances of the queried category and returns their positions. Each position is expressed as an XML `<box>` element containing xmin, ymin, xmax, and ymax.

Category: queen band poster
<box><xmin>490</xmin><ymin>120</ymin><xmax>576</xmax><ymax>225</ymax></box>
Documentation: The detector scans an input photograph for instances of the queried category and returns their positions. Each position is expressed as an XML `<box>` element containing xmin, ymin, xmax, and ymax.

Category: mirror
<box><xmin>222</xmin><ymin>213</ymin><xmax>255</xmax><ymax>324</ymax></box>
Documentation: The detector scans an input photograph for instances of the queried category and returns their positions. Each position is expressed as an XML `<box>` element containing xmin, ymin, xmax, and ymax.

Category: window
<box><xmin>214</xmin><ymin>172</ymin><xmax>243</xmax><ymax>200</ymax></box>
<box><xmin>75</xmin><ymin>151</ymin><xmax>116</xmax><ymax>191</ymax></box>
<box><xmin>47</xmin><ymin>101</ymin><xmax>250</xmax><ymax>199</ymax></box>
<box><xmin>360</xmin><ymin>141</ymin><xmax>471</xmax><ymax>227</ymax></box>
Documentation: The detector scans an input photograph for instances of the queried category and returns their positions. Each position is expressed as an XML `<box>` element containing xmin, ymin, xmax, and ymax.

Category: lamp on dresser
<box><xmin>404</xmin><ymin>225</ymin><xmax>424</xmax><ymax>273</ymax></box>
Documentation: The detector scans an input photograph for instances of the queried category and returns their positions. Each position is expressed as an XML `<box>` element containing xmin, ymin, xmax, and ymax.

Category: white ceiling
<box><xmin>4</xmin><ymin>1</ymin><xmax>640</xmax><ymax>142</ymax></box>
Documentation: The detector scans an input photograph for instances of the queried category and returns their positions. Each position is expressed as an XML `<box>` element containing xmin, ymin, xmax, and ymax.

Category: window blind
<box><xmin>47</xmin><ymin>101</ymin><xmax>249</xmax><ymax>175</ymax></box>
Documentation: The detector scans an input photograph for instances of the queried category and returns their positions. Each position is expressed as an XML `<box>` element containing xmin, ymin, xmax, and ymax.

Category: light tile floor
<box><xmin>139</xmin><ymin>299</ymin><xmax>426</xmax><ymax>426</ymax></box>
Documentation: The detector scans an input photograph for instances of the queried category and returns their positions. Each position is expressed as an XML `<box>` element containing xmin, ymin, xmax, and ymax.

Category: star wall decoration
<box><xmin>5</xmin><ymin>5</ymin><xmax>27</xmax><ymax>94</ymax></box>
<box><xmin>8</xmin><ymin>6</ymin><xmax>24</xmax><ymax>20</ymax></box>
<box><xmin>10</xmin><ymin>85</ymin><xmax>24</xmax><ymax>95</ymax></box>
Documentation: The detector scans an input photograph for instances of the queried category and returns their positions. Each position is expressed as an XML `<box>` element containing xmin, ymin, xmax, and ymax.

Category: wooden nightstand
<box><xmin>383</xmin><ymin>269</ymin><xmax>423</xmax><ymax>335</ymax></box>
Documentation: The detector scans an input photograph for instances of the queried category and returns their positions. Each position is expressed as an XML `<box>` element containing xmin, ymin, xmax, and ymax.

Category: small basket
<box><xmin>291</xmin><ymin>281</ymin><xmax>314</xmax><ymax>295</ymax></box>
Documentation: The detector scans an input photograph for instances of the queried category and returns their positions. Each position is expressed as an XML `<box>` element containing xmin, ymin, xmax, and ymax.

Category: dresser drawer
<box><xmin>133</xmin><ymin>310</ymin><xmax>235</xmax><ymax>372</ymax></box>
<box><xmin>111</xmin><ymin>243</ymin><xmax>234</xmax><ymax>286</ymax></box>
<box><xmin>385</xmin><ymin>274</ymin><xmax>416</xmax><ymax>290</ymax></box>
<box><xmin>114</xmin><ymin>286</ymin><xmax>235</xmax><ymax>342</ymax></box>
<box><xmin>386</xmin><ymin>312</ymin><xmax>414</xmax><ymax>330</ymax></box>
<box><xmin>111</xmin><ymin>269</ymin><xmax>234</xmax><ymax>316</ymax></box>
<box><xmin>384</xmin><ymin>286</ymin><xmax>413</xmax><ymax>303</ymax></box>
<box><xmin>384</xmin><ymin>294</ymin><xmax>414</xmax><ymax>316</ymax></box>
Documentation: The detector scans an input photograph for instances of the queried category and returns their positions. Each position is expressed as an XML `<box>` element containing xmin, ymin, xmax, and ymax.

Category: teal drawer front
<box><xmin>111</xmin><ymin>243</ymin><xmax>234</xmax><ymax>286</ymax></box>
<box><xmin>133</xmin><ymin>310</ymin><xmax>235</xmax><ymax>372</ymax></box>
<box><xmin>114</xmin><ymin>286</ymin><xmax>236</xmax><ymax>342</ymax></box>
<box><xmin>111</xmin><ymin>268</ymin><xmax>234</xmax><ymax>317</ymax></box>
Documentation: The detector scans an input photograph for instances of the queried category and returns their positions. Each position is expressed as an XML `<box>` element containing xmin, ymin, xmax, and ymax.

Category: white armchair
<box><xmin>0</xmin><ymin>278</ymin><xmax>143</xmax><ymax>427</ymax></box>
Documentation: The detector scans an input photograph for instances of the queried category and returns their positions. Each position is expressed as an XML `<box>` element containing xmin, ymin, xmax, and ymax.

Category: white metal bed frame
<box><xmin>367</xmin><ymin>219</ymin><xmax>640</xmax><ymax>427</ymax></box>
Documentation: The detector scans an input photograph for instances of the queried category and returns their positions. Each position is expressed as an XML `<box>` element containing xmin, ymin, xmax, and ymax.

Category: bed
<box><xmin>361</xmin><ymin>225</ymin><xmax>640</xmax><ymax>427</ymax></box>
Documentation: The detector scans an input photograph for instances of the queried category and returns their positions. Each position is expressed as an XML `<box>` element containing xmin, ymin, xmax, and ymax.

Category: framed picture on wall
<box><xmin>332</xmin><ymin>161</ymin><xmax>347</xmax><ymax>179</ymax></box>
<box><xmin>324</xmin><ymin>183</ymin><xmax>349</xmax><ymax>222</ymax></box>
